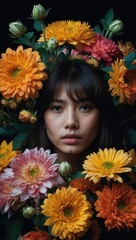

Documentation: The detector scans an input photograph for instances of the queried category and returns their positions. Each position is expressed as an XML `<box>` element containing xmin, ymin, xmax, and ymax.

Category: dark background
<box><xmin>1</xmin><ymin>0</ymin><xmax>136</xmax><ymax>53</ymax></box>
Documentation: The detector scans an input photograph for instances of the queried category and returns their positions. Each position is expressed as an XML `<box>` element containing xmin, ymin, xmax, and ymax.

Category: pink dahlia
<box><xmin>79</xmin><ymin>33</ymin><xmax>123</xmax><ymax>64</ymax></box>
<box><xmin>1</xmin><ymin>148</ymin><xmax>65</xmax><ymax>202</ymax></box>
<box><xmin>0</xmin><ymin>178</ymin><xmax>23</xmax><ymax>216</ymax></box>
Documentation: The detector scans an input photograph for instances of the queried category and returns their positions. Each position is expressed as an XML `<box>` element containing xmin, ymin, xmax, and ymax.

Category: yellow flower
<box><xmin>41</xmin><ymin>186</ymin><xmax>92</xmax><ymax>240</ymax></box>
<box><xmin>82</xmin><ymin>148</ymin><xmax>132</xmax><ymax>183</ymax></box>
<box><xmin>0</xmin><ymin>140</ymin><xmax>17</xmax><ymax>171</ymax></box>
<box><xmin>38</xmin><ymin>20</ymin><xmax>95</xmax><ymax>46</ymax></box>
<box><xmin>0</xmin><ymin>45</ymin><xmax>47</xmax><ymax>101</ymax></box>
<box><xmin>108</xmin><ymin>59</ymin><xmax>136</xmax><ymax>105</ymax></box>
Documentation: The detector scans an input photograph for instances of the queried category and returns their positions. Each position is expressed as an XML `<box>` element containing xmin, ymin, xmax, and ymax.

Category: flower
<box><xmin>41</xmin><ymin>186</ymin><xmax>93</xmax><ymax>239</ymax></box>
<box><xmin>0</xmin><ymin>45</ymin><xmax>47</xmax><ymax>101</ymax></box>
<box><xmin>94</xmin><ymin>183</ymin><xmax>136</xmax><ymax>230</ymax></box>
<box><xmin>108</xmin><ymin>59</ymin><xmax>136</xmax><ymax>105</ymax></box>
<box><xmin>9</xmin><ymin>20</ymin><xmax>27</xmax><ymax>38</ymax></box>
<box><xmin>118</xmin><ymin>40</ymin><xmax>135</xmax><ymax>56</ymax></box>
<box><xmin>59</xmin><ymin>161</ymin><xmax>72</xmax><ymax>177</ymax></box>
<box><xmin>82</xmin><ymin>148</ymin><xmax>132</xmax><ymax>183</ymax></box>
<box><xmin>21</xmin><ymin>231</ymin><xmax>49</xmax><ymax>240</ymax></box>
<box><xmin>0</xmin><ymin>140</ymin><xmax>17</xmax><ymax>171</ymax></box>
<box><xmin>78</xmin><ymin>33</ymin><xmax>123</xmax><ymax>64</ymax></box>
<box><xmin>31</xmin><ymin>4</ymin><xmax>47</xmax><ymax>21</ymax></box>
<box><xmin>0</xmin><ymin>148</ymin><xmax>65</xmax><ymax>203</ymax></box>
<box><xmin>0</xmin><ymin>3</ymin><xmax>136</xmax><ymax>240</ymax></box>
<box><xmin>38</xmin><ymin>20</ymin><xmax>95</xmax><ymax>46</ymax></box>
<box><xmin>108</xmin><ymin>19</ymin><xmax>124</xmax><ymax>37</ymax></box>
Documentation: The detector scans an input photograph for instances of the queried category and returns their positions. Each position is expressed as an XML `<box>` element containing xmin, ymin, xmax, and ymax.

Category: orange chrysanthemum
<box><xmin>22</xmin><ymin>231</ymin><xmax>49</xmax><ymax>240</ymax></box>
<box><xmin>94</xmin><ymin>183</ymin><xmax>136</xmax><ymax>230</ymax></box>
<box><xmin>70</xmin><ymin>177</ymin><xmax>101</xmax><ymax>193</ymax></box>
<box><xmin>118</xmin><ymin>41</ymin><xmax>135</xmax><ymax>56</ymax></box>
<box><xmin>108</xmin><ymin>59</ymin><xmax>136</xmax><ymax>105</ymax></box>
<box><xmin>41</xmin><ymin>186</ymin><xmax>93</xmax><ymax>240</ymax></box>
<box><xmin>38</xmin><ymin>20</ymin><xmax>95</xmax><ymax>46</ymax></box>
<box><xmin>0</xmin><ymin>45</ymin><xmax>47</xmax><ymax>100</ymax></box>
<box><xmin>0</xmin><ymin>140</ymin><xmax>17</xmax><ymax>171</ymax></box>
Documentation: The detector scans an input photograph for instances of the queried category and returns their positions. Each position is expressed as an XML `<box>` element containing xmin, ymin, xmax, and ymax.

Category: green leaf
<box><xmin>127</xmin><ymin>129</ymin><xmax>136</xmax><ymax>145</ymax></box>
<box><xmin>33</xmin><ymin>20</ymin><xmax>42</xmax><ymax>31</ymax></box>
<box><xmin>94</xmin><ymin>24</ymin><xmax>103</xmax><ymax>34</ymax></box>
<box><xmin>34</xmin><ymin>213</ymin><xmax>47</xmax><ymax>228</ymax></box>
<box><xmin>5</xmin><ymin>214</ymin><xmax>24</xmax><ymax>240</ymax></box>
<box><xmin>124</xmin><ymin>51</ymin><xmax>136</xmax><ymax>62</ymax></box>
<box><xmin>13</xmin><ymin>131</ymin><xmax>29</xmax><ymax>150</ymax></box>
<box><xmin>0</xmin><ymin>126</ymin><xmax>16</xmax><ymax>136</ymax></box>
<box><xmin>104</xmin><ymin>7</ymin><xmax>114</xmax><ymax>24</ymax></box>
<box><xmin>71</xmin><ymin>171</ymin><xmax>82</xmax><ymax>179</ymax></box>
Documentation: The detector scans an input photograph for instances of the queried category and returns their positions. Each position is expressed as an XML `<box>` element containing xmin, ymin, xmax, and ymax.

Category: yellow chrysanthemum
<box><xmin>0</xmin><ymin>45</ymin><xmax>47</xmax><ymax>101</ymax></box>
<box><xmin>118</xmin><ymin>40</ymin><xmax>135</xmax><ymax>56</ymax></box>
<box><xmin>38</xmin><ymin>20</ymin><xmax>95</xmax><ymax>46</ymax></box>
<box><xmin>41</xmin><ymin>186</ymin><xmax>93</xmax><ymax>240</ymax></box>
<box><xmin>0</xmin><ymin>140</ymin><xmax>17</xmax><ymax>171</ymax></box>
<box><xmin>82</xmin><ymin>148</ymin><xmax>132</xmax><ymax>183</ymax></box>
<box><xmin>108</xmin><ymin>59</ymin><xmax>136</xmax><ymax>105</ymax></box>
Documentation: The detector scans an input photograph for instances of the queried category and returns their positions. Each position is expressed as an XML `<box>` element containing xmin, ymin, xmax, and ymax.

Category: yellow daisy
<box><xmin>41</xmin><ymin>186</ymin><xmax>92</xmax><ymax>240</ymax></box>
<box><xmin>82</xmin><ymin>148</ymin><xmax>132</xmax><ymax>183</ymax></box>
<box><xmin>38</xmin><ymin>20</ymin><xmax>95</xmax><ymax>46</ymax></box>
<box><xmin>0</xmin><ymin>45</ymin><xmax>47</xmax><ymax>101</ymax></box>
<box><xmin>0</xmin><ymin>140</ymin><xmax>17</xmax><ymax>171</ymax></box>
<box><xmin>108</xmin><ymin>59</ymin><xmax>136</xmax><ymax>105</ymax></box>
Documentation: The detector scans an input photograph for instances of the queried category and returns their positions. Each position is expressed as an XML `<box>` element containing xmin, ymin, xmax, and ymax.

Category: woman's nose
<box><xmin>64</xmin><ymin>109</ymin><xmax>79</xmax><ymax>129</ymax></box>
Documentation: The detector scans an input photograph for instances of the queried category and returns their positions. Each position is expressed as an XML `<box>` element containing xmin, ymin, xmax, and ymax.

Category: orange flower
<box><xmin>0</xmin><ymin>140</ymin><xmax>17</xmax><ymax>171</ymax></box>
<box><xmin>118</xmin><ymin>41</ymin><xmax>135</xmax><ymax>56</ymax></box>
<box><xmin>0</xmin><ymin>45</ymin><xmax>47</xmax><ymax>101</ymax></box>
<box><xmin>108</xmin><ymin>59</ymin><xmax>136</xmax><ymax>105</ymax></box>
<box><xmin>94</xmin><ymin>183</ymin><xmax>136</xmax><ymax>230</ymax></box>
<box><xmin>21</xmin><ymin>231</ymin><xmax>49</xmax><ymax>240</ymax></box>
<box><xmin>70</xmin><ymin>178</ymin><xmax>101</xmax><ymax>193</ymax></box>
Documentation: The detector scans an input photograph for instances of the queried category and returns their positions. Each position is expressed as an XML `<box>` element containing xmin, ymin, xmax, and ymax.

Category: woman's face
<box><xmin>44</xmin><ymin>85</ymin><xmax>100</xmax><ymax>161</ymax></box>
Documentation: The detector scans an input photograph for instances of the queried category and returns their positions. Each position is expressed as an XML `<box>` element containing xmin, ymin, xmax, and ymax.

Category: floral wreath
<box><xmin>0</xmin><ymin>3</ymin><xmax>136</xmax><ymax>240</ymax></box>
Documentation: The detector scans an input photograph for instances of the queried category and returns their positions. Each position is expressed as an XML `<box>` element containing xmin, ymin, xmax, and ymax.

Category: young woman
<box><xmin>31</xmin><ymin>59</ymin><xmax>119</xmax><ymax>171</ymax></box>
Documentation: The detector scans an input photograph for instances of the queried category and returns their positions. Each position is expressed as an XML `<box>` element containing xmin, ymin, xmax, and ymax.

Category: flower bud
<box><xmin>108</xmin><ymin>19</ymin><xmax>124</xmax><ymax>36</ymax></box>
<box><xmin>31</xmin><ymin>4</ymin><xmax>47</xmax><ymax>21</ymax></box>
<box><xmin>47</xmin><ymin>38</ymin><xmax>58</xmax><ymax>51</ymax></box>
<box><xmin>9</xmin><ymin>21</ymin><xmax>27</xmax><ymax>38</ymax></box>
<box><xmin>22</xmin><ymin>206</ymin><xmax>36</xmax><ymax>219</ymax></box>
<box><xmin>59</xmin><ymin>162</ymin><xmax>72</xmax><ymax>177</ymax></box>
<box><xmin>30</xmin><ymin>113</ymin><xmax>37</xmax><ymax>123</ymax></box>
<box><xmin>19</xmin><ymin>110</ymin><xmax>31</xmax><ymax>122</ymax></box>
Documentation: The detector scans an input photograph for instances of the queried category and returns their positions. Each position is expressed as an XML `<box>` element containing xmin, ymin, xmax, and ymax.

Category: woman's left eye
<box><xmin>79</xmin><ymin>105</ymin><xmax>92</xmax><ymax>111</ymax></box>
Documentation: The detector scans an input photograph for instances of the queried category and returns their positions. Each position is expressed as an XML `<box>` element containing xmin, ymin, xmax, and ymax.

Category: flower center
<box><xmin>102</xmin><ymin>161</ymin><xmax>113</xmax><ymax>169</ymax></box>
<box><xmin>25</xmin><ymin>165</ymin><xmax>39</xmax><ymax>182</ymax></box>
<box><xmin>12</xmin><ymin>68</ymin><xmax>21</xmax><ymax>78</ymax></box>
<box><xmin>117</xmin><ymin>200</ymin><xmax>126</xmax><ymax>210</ymax></box>
<box><xmin>63</xmin><ymin>206</ymin><xmax>73</xmax><ymax>217</ymax></box>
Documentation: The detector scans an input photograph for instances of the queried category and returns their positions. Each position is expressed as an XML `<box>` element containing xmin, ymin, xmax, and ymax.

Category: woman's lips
<box><xmin>62</xmin><ymin>134</ymin><xmax>81</xmax><ymax>144</ymax></box>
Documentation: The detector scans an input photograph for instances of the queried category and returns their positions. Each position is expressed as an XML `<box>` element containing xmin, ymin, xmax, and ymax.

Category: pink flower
<box><xmin>1</xmin><ymin>148</ymin><xmax>65</xmax><ymax>202</ymax></box>
<box><xmin>0</xmin><ymin>178</ymin><xmax>22</xmax><ymax>216</ymax></box>
<box><xmin>79</xmin><ymin>33</ymin><xmax>123</xmax><ymax>64</ymax></box>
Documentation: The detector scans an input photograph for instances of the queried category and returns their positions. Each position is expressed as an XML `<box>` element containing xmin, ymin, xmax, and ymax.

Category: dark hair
<box><xmin>30</xmin><ymin>59</ymin><xmax>118</xmax><ymax>152</ymax></box>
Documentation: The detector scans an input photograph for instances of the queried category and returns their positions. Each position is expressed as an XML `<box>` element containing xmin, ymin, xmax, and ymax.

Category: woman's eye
<box><xmin>51</xmin><ymin>105</ymin><xmax>62</xmax><ymax>111</ymax></box>
<box><xmin>79</xmin><ymin>105</ymin><xmax>92</xmax><ymax>111</ymax></box>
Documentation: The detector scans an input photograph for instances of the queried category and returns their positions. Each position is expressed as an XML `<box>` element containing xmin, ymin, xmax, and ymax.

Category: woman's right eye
<box><xmin>51</xmin><ymin>105</ymin><xmax>62</xmax><ymax>111</ymax></box>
